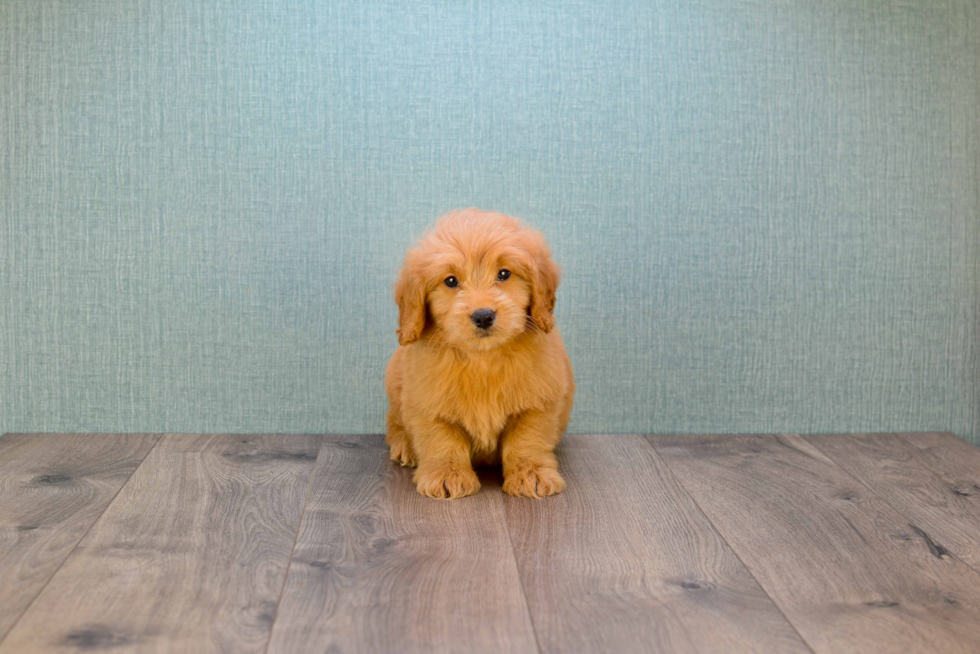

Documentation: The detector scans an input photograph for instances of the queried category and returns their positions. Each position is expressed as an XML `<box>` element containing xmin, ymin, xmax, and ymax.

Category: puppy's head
<box><xmin>394</xmin><ymin>209</ymin><xmax>560</xmax><ymax>350</ymax></box>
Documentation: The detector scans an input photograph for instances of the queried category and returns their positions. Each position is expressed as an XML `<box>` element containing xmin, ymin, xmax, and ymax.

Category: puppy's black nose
<box><xmin>470</xmin><ymin>308</ymin><xmax>496</xmax><ymax>330</ymax></box>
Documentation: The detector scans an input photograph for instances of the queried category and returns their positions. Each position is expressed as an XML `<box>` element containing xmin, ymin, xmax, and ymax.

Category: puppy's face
<box><xmin>395</xmin><ymin>209</ymin><xmax>560</xmax><ymax>351</ymax></box>
<box><xmin>427</xmin><ymin>253</ymin><xmax>533</xmax><ymax>351</ymax></box>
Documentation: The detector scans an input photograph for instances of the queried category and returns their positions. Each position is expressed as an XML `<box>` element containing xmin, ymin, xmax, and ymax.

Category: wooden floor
<box><xmin>1</xmin><ymin>433</ymin><xmax>979</xmax><ymax>653</ymax></box>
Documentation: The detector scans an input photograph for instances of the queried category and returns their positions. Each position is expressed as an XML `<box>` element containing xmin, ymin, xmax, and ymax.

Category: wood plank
<box><xmin>896</xmin><ymin>432</ymin><xmax>980</xmax><ymax>502</ymax></box>
<box><xmin>805</xmin><ymin>433</ymin><xmax>980</xmax><ymax>572</ymax></box>
<box><xmin>651</xmin><ymin>434</ymin><xmax>980</xmax><ymax>654</ymax></box>
<box><xmin>503</xmin><ymin>434</ymin><xmax>811</xmax><ymax>654</ymax></box>
<box><xmin>265</xmin><ymin>435</ymin><xmax>539</xmax><ymax>654</ymax></box>
<box><xmin>0</xmin><ymin>434</ymin><xmax>321</xmax><ymax>654</ymax></box>
<box><xmin>0</xmin><ymin>433</ymin><xmax>160</xmax><ymax>642</ymax></box>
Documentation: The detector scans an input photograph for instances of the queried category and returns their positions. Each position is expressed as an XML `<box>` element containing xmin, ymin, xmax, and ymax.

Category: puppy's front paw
<box><xmin>388</xmin><ymin>438</ymin><xmax>416</xmax><ymax>467</ymax></box>
<box><xmin>503</xmin><ymin>466</ymin><xmax>566</xmax><ymax>499</ymax></box>
<box><xmin>414</xmin><ymin>467</ymin><xmax>481</xmax><ymax>499</ymax></box>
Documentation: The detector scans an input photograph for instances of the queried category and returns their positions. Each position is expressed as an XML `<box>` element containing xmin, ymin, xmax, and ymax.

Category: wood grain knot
<box><xmin>253</xmin><ymin>600</ymin><xmax>278</xmax><ymax>624</ymax></box>
<box><xmin>307</xmin><ymin>560</ymin><xmax>332</xmax><ymax>570</ymax></box>
<box><xmin>350</xmin><ymin>514</ymin><xmax>378</xmax><ymax>532</ymax></box>
<box><xmin>222</xmin><ymin>450</ymin><xmax>317</xmax><ymax>463</ymax></box>
<box><xmin>33</xmin><ymin>474</ymin><xmax>72</xmax><ymax>484</ymax></box>
<box><xmin>909</xmin><ymin>524</ymin><xmax>949</xmax><ymax>559</ymax></box>
<box><xmin>62</xmin><ymin>626</ymin><xmax>132</xmax><ymax>649</ymax></box>
<box><xmin>670</xmin><ymin>579</ymin><xmax>715</xmax><ymax>592</ymax></box>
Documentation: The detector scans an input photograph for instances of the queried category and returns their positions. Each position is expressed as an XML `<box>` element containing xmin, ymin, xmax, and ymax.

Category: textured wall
<box><xmin>1</xmin><ymin>1</ymin><xmax>978</xmax><ymax>442</ymax></box>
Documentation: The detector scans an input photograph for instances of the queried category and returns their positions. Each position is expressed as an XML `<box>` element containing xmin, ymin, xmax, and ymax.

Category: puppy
<box><xmin>385</xmin><ymin>209</ymin><xmax>574</xmax><ymax>499</ymax></box>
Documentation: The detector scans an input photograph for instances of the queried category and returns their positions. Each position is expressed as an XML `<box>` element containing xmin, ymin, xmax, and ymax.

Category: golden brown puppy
<box><xmin>385</xmin><ymin>209</ymin><xmax>574</xmax><ymax>499</ymax></box>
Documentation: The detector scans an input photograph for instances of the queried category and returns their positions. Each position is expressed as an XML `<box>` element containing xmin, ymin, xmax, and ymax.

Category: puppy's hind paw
<box><xmin>503</xmin><ymin>466</ymin><xmax>566</xmax><ymax>499</ymax></box>
<box><xmin>414</xmin><ymin>467</ymin><xmax>481</xmax><ymax>499</ymax></box>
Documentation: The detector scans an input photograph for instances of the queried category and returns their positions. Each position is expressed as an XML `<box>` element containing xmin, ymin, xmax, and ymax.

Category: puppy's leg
<box><xmin>385</xmin><ymin>348</ymin><xmax>415</xmax><ymax>467</ymax></box>
<box><xmin>501</xmin><ymin>409</ymin><xmax>566</xmax><ymax>498</ymax></box>
<box><xmin>558</xmin><ymin>355</ymin><xmax>576</xmax><ymax>436</ymax></box>
<box><xmin>386</xmin><ymin>411</ymin><xmax>416</xmax><ymax>467</ymax></box>
<box><xmin>411</xmin><ymin>419</ymin><xmax>480</xmax><ymax>499</ymax></box>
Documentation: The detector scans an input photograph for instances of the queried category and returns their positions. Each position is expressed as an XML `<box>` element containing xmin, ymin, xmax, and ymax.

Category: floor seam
<box><xmin>0</xmin><ymin>432</ymin><xmax>166</xmax><ymax>647</ymax></box>
<box><xmin>641</xmin><ymin>434</ymin><xmax>818</xmax><ymax>654</ymax></box>
<box><xmin>500</xmin><ymin>480</ymin><xmax>547</xmax><ymax>654</ymax></box>
<box><xmin>802</xmin><ymin>432</ymin><xmax>980</xmax><ymax>580</ymax></box>
<box><xmin>261</xmin><ymin>434</ymin><xmax>325</xmax><ymax>654</ymax></box>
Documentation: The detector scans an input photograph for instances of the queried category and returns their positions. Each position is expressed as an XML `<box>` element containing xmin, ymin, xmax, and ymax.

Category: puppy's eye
<box><xmin>444</xmin><ymin>276</ymin><xmax>459</xmax><ymax>288</ymax></box>
<box><xmin>497</xmin><ymin>269</ymin><xmax>511</xmax><ymax>281</ymax></box>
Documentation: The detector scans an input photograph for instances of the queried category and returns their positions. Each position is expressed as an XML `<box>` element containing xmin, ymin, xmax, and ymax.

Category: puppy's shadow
<box><xmin>474</xmin><ymin>465</ymin><xmax>505</xmax><ymax>492</ymax></box>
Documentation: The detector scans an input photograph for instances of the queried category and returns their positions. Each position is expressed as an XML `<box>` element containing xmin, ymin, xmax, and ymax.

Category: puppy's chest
<box><xmin>439</xmin><ymin>361</ymin><xmax>530</xmax><ymax>448</ymax></box>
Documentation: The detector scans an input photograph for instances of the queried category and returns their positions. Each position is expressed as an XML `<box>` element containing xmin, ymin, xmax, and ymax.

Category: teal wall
<box><xmin>2</xmin><ymin>1</ymin><xmax>978</xmax><ymax>443</ymax></box>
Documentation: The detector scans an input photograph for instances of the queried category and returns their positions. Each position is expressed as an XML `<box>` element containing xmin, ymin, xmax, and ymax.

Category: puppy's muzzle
<box><xmin>470</xmin><ymin>308</ymin><xmax>496</xmax><ymax>330</ymax></box>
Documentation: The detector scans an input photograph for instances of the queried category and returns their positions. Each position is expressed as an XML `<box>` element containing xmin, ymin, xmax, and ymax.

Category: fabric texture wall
<box><xmin>2</xmin><ymin>1</ymin><xmax>978</xmax><ymax>443</ymax></box>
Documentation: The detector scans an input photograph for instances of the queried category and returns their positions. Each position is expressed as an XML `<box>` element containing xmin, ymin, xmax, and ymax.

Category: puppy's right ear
<box><xmin>394</xmin><ymin>253</ymin><xmax>427</xmax><ymax>346</ymax></box>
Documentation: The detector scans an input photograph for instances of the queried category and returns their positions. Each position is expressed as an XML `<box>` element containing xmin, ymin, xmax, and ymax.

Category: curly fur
<box><xmin>385</xmin><ymin>209</ymin><xmax>575</xmax><ymax>499</ymax></box>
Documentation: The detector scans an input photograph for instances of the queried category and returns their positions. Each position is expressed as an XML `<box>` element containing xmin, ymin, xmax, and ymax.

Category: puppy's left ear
<box><xmin>529</xmin><ymin>239</ymin><xmax>561</xmax><ymax>333</ymax></box>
